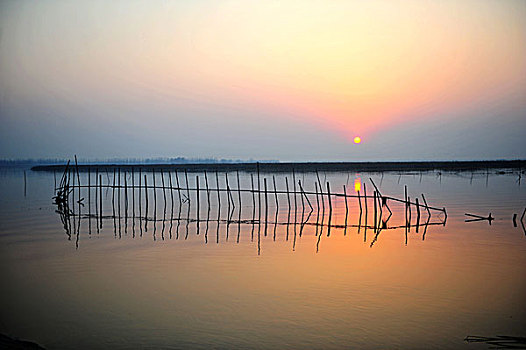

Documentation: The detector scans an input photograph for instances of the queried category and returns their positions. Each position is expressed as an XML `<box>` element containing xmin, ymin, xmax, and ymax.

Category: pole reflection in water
<box><xmin>53</xmin><ymin>167</ymin><xmax>449</xmax><ymax>254</ymax></box>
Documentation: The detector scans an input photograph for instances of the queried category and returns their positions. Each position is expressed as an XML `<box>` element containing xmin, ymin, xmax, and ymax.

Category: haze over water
<box><xmin>1</xmin><ymin>0</ymin><xmax>526</xmax><ymax>161</ymax></box>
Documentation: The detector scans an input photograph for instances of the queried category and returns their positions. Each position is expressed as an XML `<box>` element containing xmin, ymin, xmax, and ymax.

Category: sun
<box><xmin>353</xmin><ymin>136</ymin><xmax>362</xmax><ymax>144</ymax></box>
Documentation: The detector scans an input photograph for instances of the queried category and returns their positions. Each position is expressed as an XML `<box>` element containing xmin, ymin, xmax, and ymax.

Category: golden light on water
<box><xmin>354</xmin><ymin>177</ymin><xmax>361</xmax><ymax>192</ymax></box>
<box><xmin>354</xmin><ymin>136</ymin><xmax>362</xmax><ymax>144</ymax></box>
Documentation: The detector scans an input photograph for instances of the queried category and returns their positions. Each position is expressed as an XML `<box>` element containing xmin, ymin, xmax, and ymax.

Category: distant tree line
<box><xmin>0</xmin><ymin>157</ymin><xmax>279</xmax><ymax>166</ymax></box>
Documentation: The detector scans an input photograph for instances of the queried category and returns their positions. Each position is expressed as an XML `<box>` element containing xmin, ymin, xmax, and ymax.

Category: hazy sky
<box><xmin>1</xmin><ymin>0</ymin><xmax>525</xmax><ymax>161</ymax></box>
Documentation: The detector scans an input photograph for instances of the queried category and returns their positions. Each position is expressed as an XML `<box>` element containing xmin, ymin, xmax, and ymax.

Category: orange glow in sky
<box><xmin>1</xmin><ymin>0</ymin><xmax>525</xmax><ymax>159</ymax></box>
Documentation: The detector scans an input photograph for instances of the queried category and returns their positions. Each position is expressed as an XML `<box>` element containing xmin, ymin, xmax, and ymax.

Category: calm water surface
<box><xmin>0</xmin><ymin>167</ymin><xmax>525</xmax><ymax>349</ymax></box>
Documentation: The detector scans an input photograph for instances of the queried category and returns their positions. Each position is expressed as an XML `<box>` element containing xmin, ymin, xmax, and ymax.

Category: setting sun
<box><xmin>354</xmin><ymin>136</ymin><xmax>362</xmax><ymax>144</ymax></box>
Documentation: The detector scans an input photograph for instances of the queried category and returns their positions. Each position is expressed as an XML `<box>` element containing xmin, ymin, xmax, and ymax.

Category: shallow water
<box><xmin>0</xmin><ymin>166</ymin><xmax>525</xmax><ymax>349</ymax></box>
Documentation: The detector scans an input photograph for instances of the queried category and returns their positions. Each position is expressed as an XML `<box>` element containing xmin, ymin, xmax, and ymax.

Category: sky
<box><xmin>1</xmin><ymin>0</ymin><xmax>525</xmax><ymax>161</ymax></box>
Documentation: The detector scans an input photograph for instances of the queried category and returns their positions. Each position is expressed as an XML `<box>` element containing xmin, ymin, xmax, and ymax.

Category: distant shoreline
<box><xmin>31</xmin><ymin>160</ymin><xmax>525</xmax><ymax>173</ymax></box>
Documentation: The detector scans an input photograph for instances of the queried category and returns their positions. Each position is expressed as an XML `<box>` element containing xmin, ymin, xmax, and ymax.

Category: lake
<box><xmin>1</xmin><ymin>165</ymin><xmax>525</xmax><ymax>349</ymax></box>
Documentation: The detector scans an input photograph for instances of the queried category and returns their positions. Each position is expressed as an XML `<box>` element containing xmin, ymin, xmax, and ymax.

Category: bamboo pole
<box><xmin>124</xmin><ymin>171</ymin><xmax>128</xmax><ymax>234</ymax></box>
<box><xmin>257</xmin><ymin>162</ymin><xmax>261</xmax><ymax>221</ymax></box>
<box><xmin>237</xmin><ymin>171</ymin><xmax>242</xmax><ymax>214</ymax></box>
<box><xmin>144</xmin><ymin>175</ymin><xmax>148</xmax><ymax>230</ymax></box>
<box><xmin>251</xmin><ymin>174</ymin><xmax>256</xmax><ymax>224</ymax></box>
<box><xmin>118</xmin><ymin>169</ymin><xmax>121</xmax><ymax>237</ymax></box>
<box><xmin>75</xmin><ymin>155</ymin><xmax>81</xmax><ymax>206</ymax></box>
<box><xmin>421</xmin><ymin>193</ymin><xmax>431</xmax><ymax>217</ymax></box>
<box><xmin>168</xmin><ymin>171</ymin><xmax>174</xmax><ymax>213</ymax></box>
<box><xmin>132</xmin><ymin>168</ymin><xmax>135</xmax><ymax>233</ymax></box>
<box><xmin>184</xmin><ymin>169</ymin><xmax>190</xmax><ymax>203</ymax></box>
<box><xmin>112</xmin><ymin>169</ymin><xmax>116</xmax><ymax>219</ymax></box>
<box><xmin>88</xmin><ymin>168</ymin><xmax>91</xmax><ymax>234</ymax></box>
<box><xmin>293</xmin><ymin>169</ymin><xmax>297</xmax><ymax>223</ymax></box>
<box><xmin>326</xmin><ymin>181</ymin><xmax>332</xmax><ymax>237</ymax></box>
<box><xmin>118</xmin><ymin>168</ymin><xmax>121</xmax><ymax>218</ymax></box>
<box><xmin>343</xmin><ymin>184</ymin><xmax>348</xmax><ymax>235</ymax></box>
<box><xmin>407</xmin><ymin>196</ymin><xmax>411</xmax><ymax>232</ymax></box>
<box><xmin>225</xmin><ymin>173</ymin><xmax>235</xmax><ymax>209</ymax></box>
<box><xmin>363</xmin><ymin>183</ymin><xmax>368</xmax><ymax>228</ymax></box>
<box><xmin>99</xmin><ymin>174</ymin><xmax>102</xmax><ymax>228</ymax></box>
<box><xmin>139</xmin><ymin>170</ymin><xmax>142</xmax><ymax>236</ymax></box>
<box><xmin>373</xmin><ymin>190</ymin><xmax>377</xmax><ymax>233</ymax></box>
<box><xmin>343</xmin><ymin>184</ymin><xmax>348</xmax><ymax>214</ymax></box>
<box><xmin>196</xmin><ymin>175</ymin><xmax>200</xmax><ymax>223</ymax></box>
<box><xmin>161</xmin><ymin>169</ymin><xmax>167</xmax><ymax>208</ymax></box>
<box><xmin>404</xmin><ymin>185</ymin><xmax>408</xmax><ymax>225</ymax></box>
<box><xmin>286</xmin><ymin>177</ymin><xmax>291</xmax><ymax>213</ymax></box>
<box><xmin>298</xmin><ymin>180</ymin><xmax>313</xmax><ymax>211</ymax></box>
<box><xmin>205</xmin><ymin>171</ymin><xmax>211</xmax><ymax>208</ymax></box>
<box><xmin>316</xmin><ymin>171</ymin><xmax>325</xmax><ymax>217</ymax></box>
<box><xmin>273</xmin><ymin>175</ymin><xmax>278</xmax><ymax>209</ymax></box>
<box><xmin>216</xmin><ymin>171</ymin><xmax>221</xmax><ymax>209</ymax></box>
<box><xmin>264</xmin><ymin>178</ymin><xmax>268</xmax><ymax>229</ymax></box>
<box><xmin>153</xmin><ymin>170</ymin><xmax>157</xmax><ymax>221</ymax></box>
<box><xmin>357</xmin><ymin>190</ymin><xmax>362</xmax><ymax>214</ymax></box>
<box><xmin>175</xmin><ymin>170</ymin><xmax>182</xmax><ymax>203</ymax></box>
<box><xmin>415</xmin><ymin>197</ymin><xmax>421</xmax><ymax>233</ymax></box>
<box><xmin>96</xmin><ymin>168</ymin><xmax>100</xmax><ymax>233</ymax></box>
<box><xmin>315</xmin><ymin>182</ymin><xmax>319</xmax><ymax>236</ymax></box>
<box><xmin>71</xmin><ymin>168</ymin><xmax>74</xmax><ymax>209</ymax></box>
